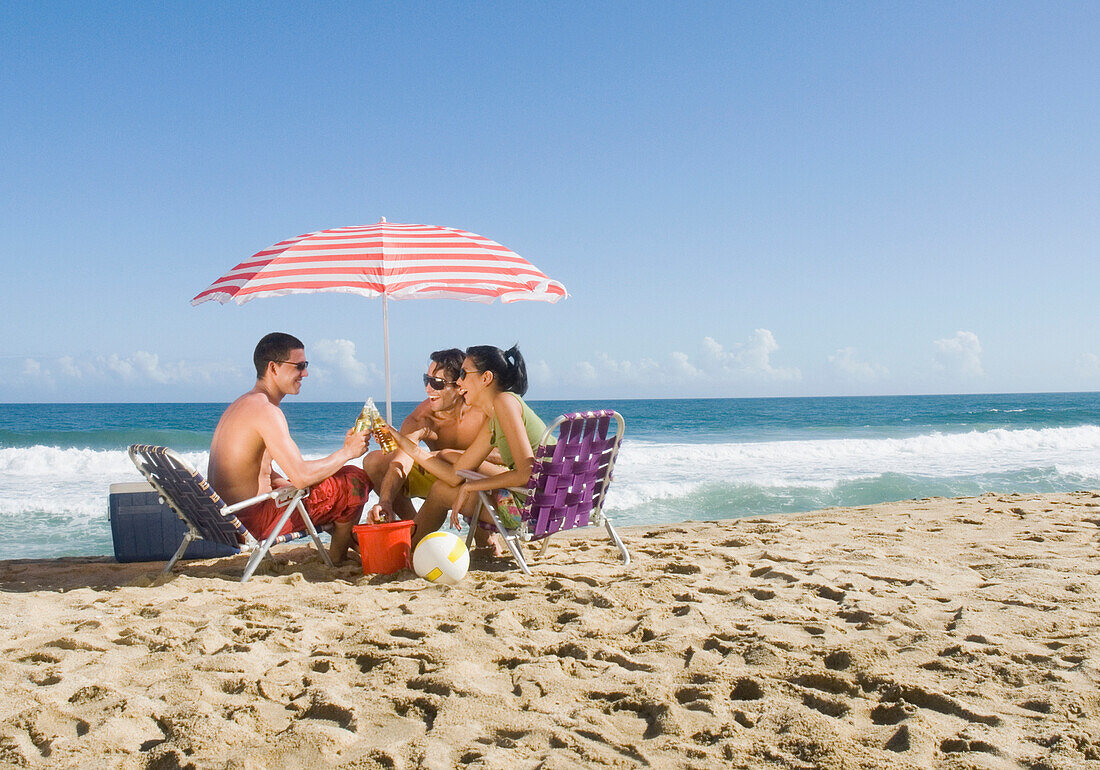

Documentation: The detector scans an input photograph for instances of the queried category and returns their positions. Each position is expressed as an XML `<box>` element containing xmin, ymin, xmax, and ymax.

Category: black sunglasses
<box><xmin>423</xmin><ymin>373</ymin><xmax>456</xmax><ymax>390</ymax></box>
<box><xmin>275</xmin><ymin>360</ymin><xmax>309</xmax><ymax>372</ymax></box>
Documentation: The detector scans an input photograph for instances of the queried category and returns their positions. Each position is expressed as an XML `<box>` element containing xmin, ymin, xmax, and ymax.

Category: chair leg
<box><xmin>294</xmin><ymin>499</ymin><xmax>334</xmax><ymax>568</ymax></box>
<box><xmin>604</xmin><ymin>519</ymin><xmax>631</xmax><ymax>566</ymax></box>
<box><xmin>478</xmin><ymin>492</ymin><xmax>531</xmax><ymax>575</ymax></box>
<box><xmin>240</xmin><ymin>547</ymin><xmax>267</xmax><ymax>584</ymax></box>
<box><xmin>536</xmin><ymin>536</ymin><xmax>552</xmax><ymax>559</ymax></box>
<box><xmin>240</xmin><ymin>501</ymin><xmax>298</xmax><ymax>583</ymax></box>
<box><xmin>163</xmin><ymin>533</ymin><xmax>194</xmax><ymax>575</ymax></box>
<box><xmin>499</xmin><ymin>531</ymin><xmax>531</xmax><ymax>575</ymax></box>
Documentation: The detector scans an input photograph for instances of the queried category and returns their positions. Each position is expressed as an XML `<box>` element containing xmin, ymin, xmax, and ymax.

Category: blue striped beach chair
<box><xmin>127</xmin><ymin>444</ymin><xmax>334</xmax><ymax>583</ymax></box>
<box><xmin>459</xmin><ymin>410</ymin><xmax>630</xmax><ymax>575</ymax></box>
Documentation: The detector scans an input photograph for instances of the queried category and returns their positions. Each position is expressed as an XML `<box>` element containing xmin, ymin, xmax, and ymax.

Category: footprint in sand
<box><xmin>801</xmin><ymin>690</ymin><xmax>850</xmax><ymax>718</ymax></box>
<box><xmin>675</xmin><ymin>686</ymin><xmax>715</xmax><ymax>714</ymax></box>
<box><xmin>393</xmin><ymin>695</ymin><xmax>439</xmax><ymax>731</ymax></box>
<box><xmin>730</xmin><ymin>677</ymin><xmax>765</xmax><ymax>701</ymax></box>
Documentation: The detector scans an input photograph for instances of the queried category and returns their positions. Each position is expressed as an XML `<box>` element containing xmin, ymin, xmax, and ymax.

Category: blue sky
<box><xmin>2</xmin><ymin>1</ymin><xmax>1097</xmax><ymax>402</ymax></box>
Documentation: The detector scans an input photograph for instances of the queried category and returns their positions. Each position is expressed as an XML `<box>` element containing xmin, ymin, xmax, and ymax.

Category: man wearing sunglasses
<box><xmin>362</xmin><ymin>348</ymin><xmax>492</xmax><ymax>524</ymax></box>
<box><xmin>208</xmin><ymin>332</ymin><xmax>371</xmax><ymax>564</ymax></box>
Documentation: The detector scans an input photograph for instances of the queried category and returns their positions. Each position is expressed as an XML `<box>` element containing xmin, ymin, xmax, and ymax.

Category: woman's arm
<box><xmin>386</xmin><ymin>420</ymin><xmax>493</xmax><ymax>487</ymax></box>
<box><xmin>449</xmin><ymin>395</ymin><xmax>537</xmax><ymax>522</ymax></box>
<box><xmin>461</xmin><ymin>393</ymin><xmax>535</xmax><ymax>493</ymax></box>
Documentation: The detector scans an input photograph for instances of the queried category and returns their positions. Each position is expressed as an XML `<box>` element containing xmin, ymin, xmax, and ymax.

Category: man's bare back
<box><xmin>208</xmin><ymin>391</ymin><xmax>290</xmax><ymax>505</ymax></box>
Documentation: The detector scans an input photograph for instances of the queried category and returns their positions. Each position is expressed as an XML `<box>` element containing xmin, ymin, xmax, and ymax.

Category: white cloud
<box><xmin>102</xmin><ymin>351</ymin><xmax>173</xmax><ymax>383</ymax></box>
<box><xmin>829</xmin><ymin>347</ymin><xmax>888</xmax><ymax>382</ymax></box>
<box><xmin>669</xmin><ymin>351</ymin><xmax>702</xmax><ymax>379</ymax></box>
<box><xmin>312</xmin><ymin>338</ymin><xmax>379</xmax><ymax>386</ymax></box>
<box><xmin>697</xmin><ymin>330</ymin><xmax>801</xmax><ymax>381</ymax></box>
<box><xmin>133</xmin><ymin>351</ymin><xmax>171</xmax><ymax>383</ymax></box>
<box><xmin>18</xmin><ymin>358</ymin><xmax>53</xmax><ymax>387</ymax></box>
<box><xmin>3</xmin><ymin>352</ymin><xmax>241</xmax><ymax>390</ymax></box>
<box><xmin>933</xmin><ymin>331</ymin><xmax>984</xmax><ymax>377</ymax></box>
<box><xmin>106</xmin><ymin>354</ymin><xmax>136</xmax><ymax>380</ymax></box>
<box><xmin>57</xmin><ymin>356</ymin><xmax>85</xmax><ymax>379</ymax></box>
<box><xmin>528</xmin><ymin>359</ymin><xmax>553</xmax><ymax>387</ymax></box>
<box><xmin>574</xmin><ymin>361</ymin><xmax>598</xmax><ymax>383</ymax></box>
<box><xmin>570</xmin><ymin>330</ymin><xmax>800</xmax><ymax>392</ymax></box>
<box><xmin>573</xmin><ymin>353</ymin><xmax>661</xmax><ymax>386</ymax></box>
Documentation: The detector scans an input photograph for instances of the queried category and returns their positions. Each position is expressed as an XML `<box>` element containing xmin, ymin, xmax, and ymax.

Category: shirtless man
<box><xmin>208</xmin><ymin>332</ymin><xmax>371</xmax><ymax>564</ymax></box>
<box><xmin>362</xmin><ymin>348</ymin><xmax>490</xmax><ymax>523</ymax></box>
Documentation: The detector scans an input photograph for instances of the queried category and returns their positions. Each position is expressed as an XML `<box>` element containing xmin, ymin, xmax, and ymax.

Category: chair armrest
<box><xmin>223</xmin><ymin>486</ymin><xmax>305</xmax><ymax>515</ymax></box>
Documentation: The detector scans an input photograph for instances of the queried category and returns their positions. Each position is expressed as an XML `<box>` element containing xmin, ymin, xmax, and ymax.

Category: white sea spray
<box><xmin>3</xmin><ymin>423</ymin><xmax>1100</xmax><ymax>558</ymax></box>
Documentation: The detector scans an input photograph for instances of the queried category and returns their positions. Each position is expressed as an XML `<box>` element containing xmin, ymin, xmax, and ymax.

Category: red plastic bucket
<box><xmin>353</xmin><ymin>520</ymin><xmax>414</xmax><ymax>575</ymax></box>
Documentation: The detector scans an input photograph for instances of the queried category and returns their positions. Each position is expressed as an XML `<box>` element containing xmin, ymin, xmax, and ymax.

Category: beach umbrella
<box><xmin>192</xmin><ymin>218</ymin><xmax>567</xmax><ymax>420</ymax></box>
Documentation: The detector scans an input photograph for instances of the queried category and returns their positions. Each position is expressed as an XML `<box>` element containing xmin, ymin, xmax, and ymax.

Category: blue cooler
<box><xmin>108</xmin><ymin>481</ymin><xmax>239</xmax><ymax>563</ymax></box>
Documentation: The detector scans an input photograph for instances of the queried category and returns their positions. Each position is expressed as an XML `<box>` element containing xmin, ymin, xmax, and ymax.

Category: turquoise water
<box><xmin>2</xmin><ymin>393</ymin><xmax>1100</xmax><ymax>560</ymax></box>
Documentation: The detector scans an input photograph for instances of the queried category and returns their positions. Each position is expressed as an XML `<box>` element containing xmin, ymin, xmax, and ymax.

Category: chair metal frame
<box><xmin>127</xmin><ymin>444</ymin><xmax>333</xmax><ymax>583</ymax></box>
<box><xmin>459</xmin><ymin>410</ymin><xmax>630</xmax><ymax>575</ymax></box>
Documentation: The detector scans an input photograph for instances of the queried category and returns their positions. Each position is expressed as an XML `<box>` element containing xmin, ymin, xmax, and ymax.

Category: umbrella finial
<box><xmin>379</xmin><ymin>216</ymin><xmax>387</xmax><ymax>223</ymax></box>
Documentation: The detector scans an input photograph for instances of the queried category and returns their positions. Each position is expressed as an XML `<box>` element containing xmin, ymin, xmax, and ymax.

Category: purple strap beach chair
<box><xmin>127</xmin><ymin>444</ymin><xmax>333</xmax><ymax>583</ymax></box>
<box><xmin>459</xmin><ymin>410</ymin><xmax>630</xmax><ymax>575</ymax></box>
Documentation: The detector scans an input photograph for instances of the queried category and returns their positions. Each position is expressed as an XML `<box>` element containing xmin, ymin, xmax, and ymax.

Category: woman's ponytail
<box><xmin>504</xmin><ymin>344</ymin><xmax>528</xmax><ymax>396</ymax></box>
<box><xmin>466</xmin><ymin>343</ymin><xmax>529</xmax><ymax>396</ymax></box>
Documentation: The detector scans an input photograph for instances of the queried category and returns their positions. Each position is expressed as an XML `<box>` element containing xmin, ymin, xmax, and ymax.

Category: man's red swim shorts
<box><xmin>236</xmin><ymin>466</ymin><xmax>371</xmax><ymax>539</ymax></box>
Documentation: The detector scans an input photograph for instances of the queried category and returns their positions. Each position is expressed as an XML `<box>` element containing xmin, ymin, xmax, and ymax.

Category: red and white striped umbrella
<box><xmin>192</xmin><ymin>219</ymin><xmax>567</xmax><ymax>418</ymax></box>
<box><xmin>192</xmin><ymin>219</ymin><xmax>566</xmax><ymax>306</ymax></box>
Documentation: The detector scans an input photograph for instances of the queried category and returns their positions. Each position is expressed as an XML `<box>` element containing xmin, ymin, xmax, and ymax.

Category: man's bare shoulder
<box><xmin>407</xmin><ymin>399</ymin><xmax>434</xmax><ymax>419</ymax></box>
<box><xmin>220</xmin><ymin>390</ymin><xmax>284</xmax><ymax>428</ymax></box>
<box><xmin>400</xmin><ymin>399</ymin><xmax>434</xmax><ymax>429</ymax></box>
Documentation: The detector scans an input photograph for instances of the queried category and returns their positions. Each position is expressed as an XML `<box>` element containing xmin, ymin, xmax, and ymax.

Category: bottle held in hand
<box><xmin>353</xmin><ymin>402</ymin><xmax>372</xmax><ymax>434</ymax></box>
<box><xmin>355</xmin><ymin>397</ymin><xmax>397</xmax><ymax>452</ymax></box>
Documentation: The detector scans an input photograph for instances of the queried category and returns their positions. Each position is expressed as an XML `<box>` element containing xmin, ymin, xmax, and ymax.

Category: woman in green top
<box><xmin>388</xmin><ymin>344</ymin><xmax>546</xmax><ymax>553</ymax></box>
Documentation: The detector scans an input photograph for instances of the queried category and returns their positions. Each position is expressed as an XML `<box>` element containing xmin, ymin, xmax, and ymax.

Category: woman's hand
<box><xmin>381</xmin><ymin>421</ymin><xmax>423</xmax><ymax>460</ymax></box>
<box><xmin>451</xmin><ymin>481</ymin><xmax>473</xmax><ymax>528</ymax></box>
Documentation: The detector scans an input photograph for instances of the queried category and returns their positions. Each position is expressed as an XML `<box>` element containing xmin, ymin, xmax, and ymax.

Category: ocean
<box><xmin>2</xmin><ymin>393</ymin><xmax>1100</xmax><ymax>561</ymax></box>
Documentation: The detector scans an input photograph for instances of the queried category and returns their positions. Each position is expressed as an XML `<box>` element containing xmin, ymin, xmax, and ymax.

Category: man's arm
<box><xmin>270</xmin><ymin>472</ymin><xmax>293</xmax><ymax>489</ymax></box>
<box><xmin>398</xmin><ymin>401</ymin><xmax>430</xmax><ymax>434</ymax></box>
<box><xmin>374</xmin><ymin>400</ymin><xmax>436</xmax><ymax>503</ymax></box>
<box><xmin>258</xmin><ymin>406</ymin><xmax>367</xmax><ymax>490</ymax></box>
<box><xmin>388</xmin><ymin>423</ymin><xmax>493</xmax><ymax>487</ymax></box>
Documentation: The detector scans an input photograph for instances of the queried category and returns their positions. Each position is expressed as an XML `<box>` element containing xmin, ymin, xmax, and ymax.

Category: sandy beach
<box><xmin>1</xmin><ymin>492</ymin><xmax>1098</xmax><ymax>769</ymax></box>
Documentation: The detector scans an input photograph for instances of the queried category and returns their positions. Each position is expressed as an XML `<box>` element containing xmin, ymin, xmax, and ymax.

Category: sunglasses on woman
<box><xmin>423</xmin><ymin>373</ymin><xmax>456</xmax><ymax>390</ymax></box>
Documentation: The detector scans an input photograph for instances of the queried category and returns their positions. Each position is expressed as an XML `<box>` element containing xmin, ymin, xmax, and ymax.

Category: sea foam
<box><xmin>606</xmin><ymin>425</ymin><xmax>1100</xmax><ymax>510</ymax></box>
<box><xmin>3</xmin><ymin>425</ymin><xmax>1100</xmax><ymax>529</ymax></box>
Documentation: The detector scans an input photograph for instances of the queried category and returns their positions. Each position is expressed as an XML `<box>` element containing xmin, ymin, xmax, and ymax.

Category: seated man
<box><xmin>208</xmin><ymin>332</ymin><xmax>371</xmax><ymax>564</ymax></box>
<box><xmin>363</xmin><ymin>348</ymin><xmax>490</xmax><ymax>523</ymax></box>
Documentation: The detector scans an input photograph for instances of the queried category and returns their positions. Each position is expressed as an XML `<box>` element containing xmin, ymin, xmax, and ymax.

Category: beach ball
<box><xmin>413</xmin><ymin>531</ymin><xmax>469</xmax><ymax>585</ymax></box>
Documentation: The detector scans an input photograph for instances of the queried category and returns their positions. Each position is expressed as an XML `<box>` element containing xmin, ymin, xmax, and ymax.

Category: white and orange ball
<box><xmin>412</xmin><ymin>531</ymin><xmax>469</xmax><ymax>585</ymax></box>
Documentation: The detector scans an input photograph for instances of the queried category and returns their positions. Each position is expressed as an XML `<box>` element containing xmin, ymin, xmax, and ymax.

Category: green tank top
<box><xmin>489</xmin><ymin>393</ymin><xmax>547</xmax><ymax>469</ymax></box>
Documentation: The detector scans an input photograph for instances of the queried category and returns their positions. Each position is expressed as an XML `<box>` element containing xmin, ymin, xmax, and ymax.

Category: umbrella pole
<box><xmin>382</xmin><ymin>293</ymin><xmax>392</xmax><ymax>424</ymax></box>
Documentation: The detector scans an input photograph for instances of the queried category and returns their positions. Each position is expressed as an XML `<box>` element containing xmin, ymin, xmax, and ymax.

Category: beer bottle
<box><xmin>355</xmin><ymin>398</ymin><xmax>397</xmax><ymax>452</ymax></box>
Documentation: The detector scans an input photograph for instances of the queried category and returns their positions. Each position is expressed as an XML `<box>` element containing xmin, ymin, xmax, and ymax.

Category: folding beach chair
<box><xmin>459</xmin><ymin>410</ymin><xmax>630</xmax><ymax>575</ymax></box>
<box><xmin>127</xmin><ymin>444</ymin><xmax>333</xmax><ymax>583</ymax></box>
